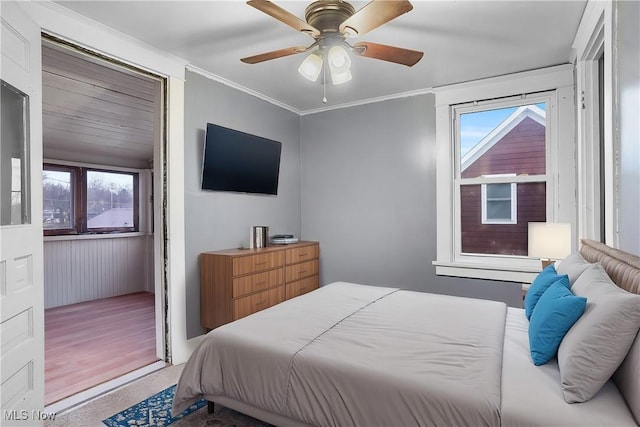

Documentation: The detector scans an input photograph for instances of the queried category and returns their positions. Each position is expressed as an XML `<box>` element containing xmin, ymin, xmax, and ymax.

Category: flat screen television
<box><xmin>201</xmin><ymin>123</ymin><xmax>282</xmax><ymax>195</ymax></box>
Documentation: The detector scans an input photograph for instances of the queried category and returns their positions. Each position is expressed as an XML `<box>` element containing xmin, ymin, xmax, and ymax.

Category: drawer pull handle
<box><xmin>299</xmin><ymin>270</ymin><xmax>307</xmax><ymax>275</ymax></box>
<box><xmin>255</xmin><ymin>262</ymin><xmax>267</xmax><ymax>266</ymax></box>
<box><xmin>256</xmin><ymin>281</ymin><xmax>266</xmax><ymax>287</ymax></box>
<box><xmin>300</xmin><ymin>286</ymin><xmax>307</xmax><ymax>291</ymax></box>
<box><xmin>256</xmin><ymin>301</ymin><xmax>266</xmax><ymax>306</ymax></box>
<box><xmin>298</xmin><ymin>253</ymin><xmax>308</xmax><ymax>257</ymax></box>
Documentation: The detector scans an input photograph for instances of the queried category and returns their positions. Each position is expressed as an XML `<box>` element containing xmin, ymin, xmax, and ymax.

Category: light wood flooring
<box><xmin>45</xmin><ymin>292</ymin><xmax>159</xmax><ymax>405</ymax></box>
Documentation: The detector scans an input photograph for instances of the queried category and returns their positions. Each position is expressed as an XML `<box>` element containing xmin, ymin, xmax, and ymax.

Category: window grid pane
<box><xmin>43</xmin><ymin>169</ymin><xmax>74</xmax><ymax>230</ymax></box>
<box><xmin>461</xmin><ymin>182</ymin><xmax>546</xmax><ymax>256</ymax></box>
<box><xmin>459</xmin><ymin>103</ymin><xmax>547</xmax><ymax>179</ymax></box>
<box><xmin>486</xmin><ymin>200</ymin><xmax>511</xmax><ymax>220</ymax></box>
<box><xmin>86</xmin><ymin>170</ymin><xmax>134</xmax><ymax>229</ymax></box>
<box><xmin>486</xmin><ymin>183</ymin><xmax>512</xmax><ymax>199</ymax></box>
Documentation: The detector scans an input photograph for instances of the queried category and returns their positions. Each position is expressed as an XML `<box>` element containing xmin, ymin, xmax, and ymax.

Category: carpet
<box><xmin>102</xmin><ymin>384</ymin><xmax>205</xmax><ymax>426</ymax></box>
<box><xmin>102</xmin><ymin>384</ymin><xmax>271</xmax><ymax>427</ymax></box>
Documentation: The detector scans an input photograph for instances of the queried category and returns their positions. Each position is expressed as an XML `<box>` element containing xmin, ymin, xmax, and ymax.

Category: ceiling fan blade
<box><xmin>339</xmin><ymin>0</ymin><xmax>413</xmax><ymax>37</ymax></box>
<box><xmin>247</xmin><ymin>0</ymin><xmax>320</xmax><ymax>37</ymax></box>
<box><xmin>353</xmin><ymin>42</ymin><xmax>423</xmax><ymax>67</ymax></box>
<box><xmin>241</xmin><ymin>46</ymin><xmax>310</xmax><ymax>64</ymax></box>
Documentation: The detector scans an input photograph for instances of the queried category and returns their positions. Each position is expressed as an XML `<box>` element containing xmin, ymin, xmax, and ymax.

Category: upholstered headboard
<box><xmin>579</xmin><ymin>238</ymin><xmax>640</xmax><ymax>423</ymax></box>
<box><xmin>580</xmin><ymin>239</ymin><xmax>640</xmax><ymax>294</ymax></box>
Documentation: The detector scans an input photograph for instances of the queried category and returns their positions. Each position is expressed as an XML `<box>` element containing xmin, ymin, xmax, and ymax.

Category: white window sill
<box><xmin>433</xmin><ymin>261</ymin><xmax>540</xmax><ymax>283</ymax></box>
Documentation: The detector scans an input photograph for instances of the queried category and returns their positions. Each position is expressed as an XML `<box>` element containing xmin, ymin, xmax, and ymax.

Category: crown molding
<box><xmin>299</xmin><ymin>87</ymin><xmax>434</xmax><ymax>116</ymax></box>
<box><xmin>185</xmin><ymin>65</ymin><xmax>302</xmax><ymax>115</ymax></box>
<box><xmin>187</xmin><ymin>65</ymin><xmax>433</xmax><ymax>117</ymax></box>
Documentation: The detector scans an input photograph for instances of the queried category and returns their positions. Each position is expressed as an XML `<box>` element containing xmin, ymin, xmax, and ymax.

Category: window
<box><xmin>433</xmin><ymin>66</ymin><xmax>576</xmax><ymax>282</ymax></box>
<box><xmin>481</xmin><ymin>180</ymin><xmax>517</xmax><ymax>224</ymax></box>
<box><xmin>43</xmin><ymin>164</ymin><xmax>138</xmax><ymax>235</ymax></box>
<box><xmin>457</xmin><ymin>101</ymin><xmax>548</xmax><ymax>257</ymax></box>
<box><xmin>1</xmin><ymin>80</ymin><xmax>30</xmax><ymax>225</ymax></box>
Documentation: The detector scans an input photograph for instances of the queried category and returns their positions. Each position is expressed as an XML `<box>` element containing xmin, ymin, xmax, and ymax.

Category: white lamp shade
<box><xmin>330</xmin><ymin>69</ymin><xmax>352</xmax><ymax>84</ymax></box>
<box><xmin>328</xmin><ymin>45</ymin><xmax>351</xmax><ymax>72</ymax></box>
<box><xmin>328</xmin><ymin>45</ymin><xmax>352</xmax><ymax>84</ymax></box>
<box><xmin>528</xmin><ymin>222</ymin><xmax>572</xmax><ymax>260</ymax></box>
<box><xmin>298</xmin><ymin>52</ymin><xmax>323</xmax><ymax>82</ymax></box>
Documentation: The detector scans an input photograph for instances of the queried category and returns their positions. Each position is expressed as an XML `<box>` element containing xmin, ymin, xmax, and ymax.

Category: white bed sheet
<box><xmin>501</xmin><ymin>307</ymin><xmax>638</xmax><ymax>427</ymax></box>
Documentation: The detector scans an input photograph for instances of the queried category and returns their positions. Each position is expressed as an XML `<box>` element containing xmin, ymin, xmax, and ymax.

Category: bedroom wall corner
<box><xmin>300</xmin><ymin>94</ymin><xmax>523</xmax><ymax>308</ymax></box>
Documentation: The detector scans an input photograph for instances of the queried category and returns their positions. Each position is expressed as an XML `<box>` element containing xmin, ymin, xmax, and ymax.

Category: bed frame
<box><xmin>204</xmin><ymin>239</ymin><xmax>640</xmax><ymax>426</ymax></box>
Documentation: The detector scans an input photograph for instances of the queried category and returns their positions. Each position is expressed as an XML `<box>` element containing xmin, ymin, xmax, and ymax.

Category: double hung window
<box><xmin>456</xmin><ymin>100</ymin><xmax>548</xmax><ymax>257</ymax></box>
<box><xmin>433</xmin><ymin>66</ymin><xmax>575</xmax><ymax>282</ymax></box>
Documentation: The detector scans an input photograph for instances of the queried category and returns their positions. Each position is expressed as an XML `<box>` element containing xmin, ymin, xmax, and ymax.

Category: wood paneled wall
<box><xmin>44</xmin><ymin>235</ymin><xmax>153</xmax><ymax>308</ymax></box>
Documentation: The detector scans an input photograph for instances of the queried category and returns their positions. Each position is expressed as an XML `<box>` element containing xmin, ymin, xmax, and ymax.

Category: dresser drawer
<box><xmin>232</xmin><ymin>269</ymin><xmax>283</xmax><ymax>298</ymax></box>
<box><xmin>285</xmin><ymin>275</ymin><xmax>319</xmax><ymax>300</ymax></box>
<box><xmin>285</xmin><ymin>259</ymin><xmax>319</xmax><ymax>282</ymax></box>
<box><xmin>233</xmin><ymin>286</ymin><xmax>285</xmax><ymax>320</ymax></box>
<box><xmin>232</xmin><ymin>251</ymin><xmax>284</xmax><ymax>276</ymax></box>
<box><xmin>286</xmin><ymin>244</ymin><xmax>319</xmax><ymax>264</ymax></box>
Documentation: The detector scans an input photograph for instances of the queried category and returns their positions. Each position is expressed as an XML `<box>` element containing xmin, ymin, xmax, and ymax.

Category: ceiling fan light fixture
<box><xmin>298</xmin><ymin>52</ymin><xmax>323</xmax><ymax>81</ymax></box>
<box><xmin>328</xmin><ymin>44</ymin><xmax>351</xmax><ymax>73</ymax></box>
<box><xmin>328</xmin><ymin>44</ymin><xmax>352</xmax><ymax>84</ymax></box>
<box><xmin>243</xmin><ymin>0</ymin><xmax>424</xmax><ymax>99</ymax></box>
<box><xmin>330</xmin><ymin>68</ymin><xmax>352</xmax><ymax>85</ymax></box>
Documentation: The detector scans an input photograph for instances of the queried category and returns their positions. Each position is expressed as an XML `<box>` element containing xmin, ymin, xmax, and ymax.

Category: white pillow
<box><xmin>557</xmin><ymin>264</ymin><xmax>640</xmax><ymax>403</ymax></box>
<box><xmin>556</xmin><ymin>252</ymin><xmax>592</xmax><ymax>286</ymax></box>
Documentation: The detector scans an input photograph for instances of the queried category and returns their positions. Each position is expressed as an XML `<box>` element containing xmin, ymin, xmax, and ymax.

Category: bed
<box><xmin>172</xmin><ymin>239</ymin><xmax>640</xmax><ymax>426</ymax></box>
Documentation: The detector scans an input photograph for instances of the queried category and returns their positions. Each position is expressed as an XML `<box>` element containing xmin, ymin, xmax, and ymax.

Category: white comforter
<box><xmin>173</xmin><ymin>282</ymin><xmax>506</xmax><ymax>426</ymax></box>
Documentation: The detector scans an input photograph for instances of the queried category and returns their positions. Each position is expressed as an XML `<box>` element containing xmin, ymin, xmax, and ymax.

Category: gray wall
<box><xmin>184</xmin><ymin>71</ymin><xmax>302</xmax><ymax>337</ymax></box>
<box><xmin>300</xmin><ymin>95</ymin><xmax>522</xmax><ymax>307</ymax></box>
<box><xmin>617</xmin><ymin>0</ymin><xmax>640</xmax><ymax>255</ymax></box>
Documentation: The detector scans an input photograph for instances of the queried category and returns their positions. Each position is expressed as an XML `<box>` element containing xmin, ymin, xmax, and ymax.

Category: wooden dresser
<box><xmin>200</xmin><ymin>241</ymin><xmax>319</xmax><ymax>330</ymax></box>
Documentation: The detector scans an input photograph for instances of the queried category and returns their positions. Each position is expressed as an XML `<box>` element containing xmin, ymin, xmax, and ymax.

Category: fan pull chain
<box><xmin>322</xmin><ymin>60</ymin><xmax>327</xmax><ymax>103</ymax></box>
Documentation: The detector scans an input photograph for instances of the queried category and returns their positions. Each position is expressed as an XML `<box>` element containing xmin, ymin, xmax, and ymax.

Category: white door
<box><xmin>0</xmin><ymin>2</ymin><xmax>45</xmax><ymax>425</ymax></box>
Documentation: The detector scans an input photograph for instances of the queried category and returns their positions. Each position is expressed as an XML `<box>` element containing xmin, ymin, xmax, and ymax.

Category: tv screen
<box><xmin>201</xmin><ymin>123</ymin><xmax>282</xmax><ymax>195</ymax></box>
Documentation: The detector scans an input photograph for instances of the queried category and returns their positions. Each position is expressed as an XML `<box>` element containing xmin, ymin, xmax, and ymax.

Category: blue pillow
<box><xmin>524</xmin><ymin>265</ymin><xmax>568</xmax><ymax>320</ymax></box>
<box><xmin>528</xmin><ymin>277</ymin><xmax>587</xmax><ymax>366</ymax></box>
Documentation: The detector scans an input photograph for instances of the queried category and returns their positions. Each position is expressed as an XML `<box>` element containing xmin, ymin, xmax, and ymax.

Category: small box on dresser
<box><xmin>200</xmin><ymin>241</ymin><xmax>320</xmax><ymax>330</ymax></box>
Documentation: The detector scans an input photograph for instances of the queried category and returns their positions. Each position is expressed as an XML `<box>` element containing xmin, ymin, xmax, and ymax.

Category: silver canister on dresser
<box><xmin>250</xmin><ymin>226</ymin><xmax>269</xmax><ymax>248</ymax></box>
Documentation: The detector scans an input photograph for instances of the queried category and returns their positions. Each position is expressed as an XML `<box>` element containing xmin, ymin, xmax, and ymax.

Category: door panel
<box><xmin>1</xmin><ymin>2</ymin><xmax>44</xmax><ymax>425</ymax></box>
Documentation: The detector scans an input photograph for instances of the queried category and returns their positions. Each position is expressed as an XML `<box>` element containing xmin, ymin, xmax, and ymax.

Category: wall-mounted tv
<box><xmin>201</xmin><ymin>123</ymin><xmax>282</xmax><ymax>195</ymax></box>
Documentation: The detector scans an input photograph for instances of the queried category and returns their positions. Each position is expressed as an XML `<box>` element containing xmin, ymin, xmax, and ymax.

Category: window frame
<box><xmin>43</xmin><ymin>164</ymin><xmax>81</xmax><ymax>236</ymax></box>
<box><xmin>572</xmin><ymin>0</ymin><xmax>617</xmax><ymax>246</ymax></box>
<box><xmin>43</xmin><ymin>163</ymin><xmax>139</xmax><ymax>236</ymax></box>
<box><xmin>433</xmin><ymin>65</ymin><xmax>576</xmax><ymax>283</ymax></box>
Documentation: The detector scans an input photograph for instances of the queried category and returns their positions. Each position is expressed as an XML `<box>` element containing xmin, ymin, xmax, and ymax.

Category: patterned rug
<box><xmin>102</xmin><ymin>384</ymin><xmax>205</xmax><ymax>426</ymax></box>
<box><xmin>102</xmin><ymin>384</ymin><xmax>271</xmax><ymax>427</ymax></box>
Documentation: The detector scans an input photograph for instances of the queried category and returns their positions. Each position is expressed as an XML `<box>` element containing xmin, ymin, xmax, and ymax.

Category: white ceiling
<box><xmin>42</xmin><ymin>41</ymin><xmax>160</xmax><ymax>169</ymax></box>
<box><xmin>54</xmin><ymin>0</ymin><xmax>587</xmax><ymax>114</ymax></box>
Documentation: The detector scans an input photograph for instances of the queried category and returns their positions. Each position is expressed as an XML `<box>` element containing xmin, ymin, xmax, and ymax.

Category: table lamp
<box><xmin>528</xmin><ymin>222</ymin><xmax>572</xmax><ymax>269</ymax></box>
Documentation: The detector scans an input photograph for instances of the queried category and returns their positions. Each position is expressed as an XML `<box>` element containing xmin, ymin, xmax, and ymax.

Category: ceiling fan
<box><xmin>241</xmin><ymin>0</ymin><xmax>423</xmax><ymax>92</ymax></box>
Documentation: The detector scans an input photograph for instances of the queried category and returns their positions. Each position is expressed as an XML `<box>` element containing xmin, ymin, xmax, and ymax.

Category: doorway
<box><xmin>41</xmin><ymin>37</ymin><xmax>166</xmax><ymax>407</ymax></box>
